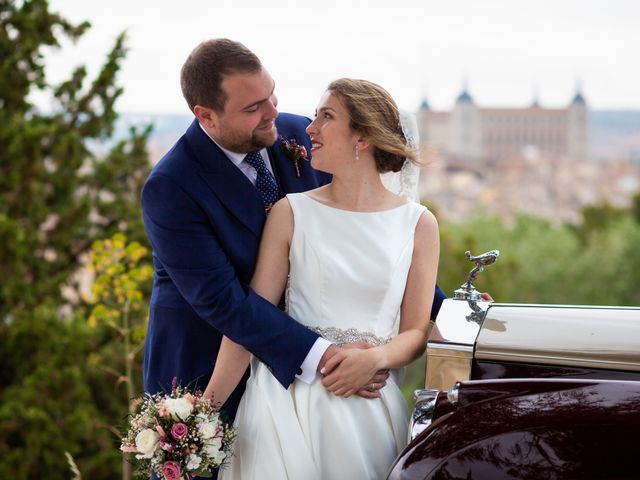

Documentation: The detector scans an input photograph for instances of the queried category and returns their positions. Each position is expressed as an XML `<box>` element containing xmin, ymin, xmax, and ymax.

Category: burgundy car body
<box><xmin>387</xmin><ymin>299</ymin><xmax>640</xmax><ymax>480</ymax></box>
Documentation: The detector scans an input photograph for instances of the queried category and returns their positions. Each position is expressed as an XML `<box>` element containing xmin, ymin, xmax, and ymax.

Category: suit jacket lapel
<box><xmin>268</xmin><ymin>140</ymin><xmax>318</xmax><ymax>195</ymax></box>
<box><xmin>184</xmin><ymin>120</ymin><xmax>265</xmax><ymax>238</ymax></box>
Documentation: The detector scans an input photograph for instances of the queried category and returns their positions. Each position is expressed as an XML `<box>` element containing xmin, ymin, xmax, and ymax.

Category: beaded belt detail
<box><xmin>308</xmin><ymin>326</ymin><xmax>391</xmax><ymax>346</ymax></box>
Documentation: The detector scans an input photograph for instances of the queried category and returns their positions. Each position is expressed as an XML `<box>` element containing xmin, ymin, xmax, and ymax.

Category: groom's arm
<box><xmin>432</xmin><ymin>284</ymin><xmax>446</xmax><ymax>320</ymax></box>
<box><xmin>142</xmin><ymin>172</ymin><xmax>318</xmax><ymax>388</ymax></box>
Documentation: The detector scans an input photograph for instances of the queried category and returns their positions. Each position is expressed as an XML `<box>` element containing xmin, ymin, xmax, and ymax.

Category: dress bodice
<box><xmin>286</xmin><ymin>193</ymin><xmax>427</xmax><ymax>343</ymax></box>
<box><xmin>222</xmin><ymin>192</ymin><xmax>421</xmax><ymax>480</ymax></box>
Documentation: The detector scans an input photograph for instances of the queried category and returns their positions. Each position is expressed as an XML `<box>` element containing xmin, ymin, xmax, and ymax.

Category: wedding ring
<box><xmin>371</xmin><ymin>383</ymin><xmax>377</xmax><ymax>390</ymax></box>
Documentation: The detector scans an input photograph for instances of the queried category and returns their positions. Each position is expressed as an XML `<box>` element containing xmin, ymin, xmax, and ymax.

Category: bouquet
<box><xmin>121</xmin><ymin>378</ymin><xmax>235</xmax><ymax>479</ymax></box>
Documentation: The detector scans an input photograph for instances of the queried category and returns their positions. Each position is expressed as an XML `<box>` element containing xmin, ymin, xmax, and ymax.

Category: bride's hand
<box><xmin>341</xmin><ymin>342</ymin><xmax>389</xmax><ymax>399</ymax></box>
<box><xmin>355</xmin><ymin>370</ymin><xmax>389</xmax><ymax>399</ymax></box>
<box><xmin>321</xmin><ymin>342</ymin><xmax>389</xmax><ymax>399</ymax></box>
<box><xmin>320</xmin><ymin>348</ymin><xmax>384</xmax><ymax>398</ymax></box>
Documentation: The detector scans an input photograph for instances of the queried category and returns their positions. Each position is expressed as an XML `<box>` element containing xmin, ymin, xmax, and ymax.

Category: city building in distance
<box><xmin>417</xmin><ymin>86</ymin><xmax>588</xmax><ymax>162</ymax></box>
<box><xmin>416</xmin><ymin>86</ymin><xmax>640</xmax><ymax>223</ymax></box>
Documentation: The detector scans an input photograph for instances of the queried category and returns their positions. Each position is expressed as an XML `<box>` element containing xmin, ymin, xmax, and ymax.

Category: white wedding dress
<box><xmin>220</xmin><ymin>192</ymin><xmax>427</xmax><ymax>480</ymax></box>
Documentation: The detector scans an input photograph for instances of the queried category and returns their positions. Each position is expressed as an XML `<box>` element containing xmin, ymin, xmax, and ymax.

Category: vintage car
<box><xmin>387</xmin><ymin>250</ymin><xmax>640</xmax><ymax>480</ymax></box>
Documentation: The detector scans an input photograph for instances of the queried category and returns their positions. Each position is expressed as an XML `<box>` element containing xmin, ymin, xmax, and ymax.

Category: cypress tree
<box><xmin>0</xmin><ymin>2</ymin><xmax>152</xmax><ymax>477</ymax></box>
<box><xmin>0</xmin><ymin>0</ymin><xmax>151</xmax><ymax>319</ymax></box>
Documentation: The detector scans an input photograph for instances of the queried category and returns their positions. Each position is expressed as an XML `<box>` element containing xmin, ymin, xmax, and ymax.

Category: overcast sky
<box><xmin>43</xmin><ymin>0</ymin><xmax>640</xmax><ymax>116</ymax></box>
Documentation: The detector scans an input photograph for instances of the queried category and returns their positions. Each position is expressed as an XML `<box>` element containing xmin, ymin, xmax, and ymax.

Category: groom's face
<box><xmin>211</xmin><ymin>69</ymin><xmax>279</xmax><ymax>153</ymax></box>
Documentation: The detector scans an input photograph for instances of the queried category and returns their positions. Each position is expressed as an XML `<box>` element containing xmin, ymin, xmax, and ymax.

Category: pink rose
<box><xmin>299</xmin><ymin>145</ymin><xmax>307</xmax><ymax>159</ymax></box>
<box><xmin>171</xmin><ymin>422</ymin><xmax>188</xmax><ymax>440</ymax></box>
<box><xmin>162</xmin><ymin>461</ymin><xmax>181</xmax><ymax>480</ymax></box>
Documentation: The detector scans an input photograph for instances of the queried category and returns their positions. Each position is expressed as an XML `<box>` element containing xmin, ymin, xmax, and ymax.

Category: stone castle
<box><xmin>414</xmin><ymin>88</ymin><xmax>640</xmax><ymax>223</ymax></box>
<box><xmin>417</xmin><ymin>87</ymin><xmax>589</xmax><ymax>161</ymax></box>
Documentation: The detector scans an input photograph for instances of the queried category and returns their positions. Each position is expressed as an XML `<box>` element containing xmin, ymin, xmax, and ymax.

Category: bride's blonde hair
<box><xmin>327</xmin><ymin>78</ymin><xmax>417</xmax><ymax>173</ymax></box>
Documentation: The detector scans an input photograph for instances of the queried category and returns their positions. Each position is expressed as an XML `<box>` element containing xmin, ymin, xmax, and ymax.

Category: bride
<box><xmin>205</xmin><ymin>78</ymin><xmax>439</xmax><ymax>479</ymax></box>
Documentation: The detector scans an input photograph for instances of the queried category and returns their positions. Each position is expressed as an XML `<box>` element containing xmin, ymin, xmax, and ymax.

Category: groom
<box><xmin>141</xmin><ymin>39</ymin><xmax>447</xmax><ymax>421</ymax></box>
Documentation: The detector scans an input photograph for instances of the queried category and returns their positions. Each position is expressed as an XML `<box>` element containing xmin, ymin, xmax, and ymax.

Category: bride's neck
<box><xmin>326</xmin><ymin>170</ymin><xmax>388</xmax><ymax>211</ymax></box>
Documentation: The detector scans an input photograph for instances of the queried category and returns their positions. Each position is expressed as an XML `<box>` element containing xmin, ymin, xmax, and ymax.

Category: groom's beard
<box><xmin>217</xmin><ymin>123</ymin><xmax>278</xmax><ymax>153</ymax></box>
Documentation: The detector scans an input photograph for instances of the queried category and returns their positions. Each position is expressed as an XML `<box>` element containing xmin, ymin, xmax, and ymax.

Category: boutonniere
<box><xmin>278</xmin><ymin>135</ymin><xmax>308</xmax><ymax>177</ymax></box>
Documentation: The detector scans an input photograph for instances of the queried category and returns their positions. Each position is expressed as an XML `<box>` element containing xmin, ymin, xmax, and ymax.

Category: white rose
<box><xmin>164</xmin><ymin>397</ymin><xmax>194</xmax><ymax>421</ymax></box>
<box><xmin>209</xmin><ymin>447</ymin><xmax>226</xmax><ymax>465</ymax></box>
<box><xmin>202</xmin><ymin>436</ymin><xmax>223</xmax><ymax>457</ymax></box>
<box><xmin>195</xmin><ymin>413</ymin><xmax>209</xmax><ymax>424</ymax></box>
<box><xmin>198</xmin><ymin>422</ymin><xmax>217</xmax><ymax>439</ymax></box>
<box><xmin>186</xmin><ymin>454</ymin><xmax>202</xmax><ymax>471</ymax></box>
<box><xmin>134</xmin><ymin>428</ymin><xmax>160</xmax><ymax>458</ymax></box>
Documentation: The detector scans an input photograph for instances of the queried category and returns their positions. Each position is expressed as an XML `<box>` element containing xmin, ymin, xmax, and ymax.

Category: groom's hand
<box><xmin>355</xmin><ymin>370</ymin><xmax>389</xmax><ymax>399</ymax></box>
<box><xmin>480</xmin><ymin>292</ymin><xmax>494</xmax><ymax>301</ymax></box>
<box><xmin>317</xmin><ymin>344</ymin><xmax>342</xmax><ymax>374</ymax></box>
<box><xmin>318</xmin><ymin>342</ymin><xmax>370</xmax><ymax>375</ymax></box>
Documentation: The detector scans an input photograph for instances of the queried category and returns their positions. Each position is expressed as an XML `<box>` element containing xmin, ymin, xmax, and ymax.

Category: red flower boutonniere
<box><xmin>278</xmin><ymin>135</ymin><xmax>308</xmax><ymax>177</ymax></box>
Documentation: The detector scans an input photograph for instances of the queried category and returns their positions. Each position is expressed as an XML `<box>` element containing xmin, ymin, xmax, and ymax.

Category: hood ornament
<box><xmin>454</xmin><ymin>250</ymin><xmax>500</xmax><ymax>302</ymax></box>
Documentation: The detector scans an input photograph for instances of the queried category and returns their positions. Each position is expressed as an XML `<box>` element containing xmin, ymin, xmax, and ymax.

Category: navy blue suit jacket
<box><xmin>141</xmin><ymin>113</ymin><xmax>446</xmax><ymax>420</ymax></box>
<box><xmin>141</xmin><ymin>113</ymin><xmax>332</xmax><ymax>417</ymax></box>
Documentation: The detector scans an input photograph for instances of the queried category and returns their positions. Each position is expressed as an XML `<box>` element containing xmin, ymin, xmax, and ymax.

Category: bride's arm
<box><xmin>203</xmin><ymin>199</ymin><xmax>294</xmax><ymax>405</ymax></box>
<box><xmin>321</xmin><ymin>210</ymin><xmax>439</xmax><ymax>397</ymax></box>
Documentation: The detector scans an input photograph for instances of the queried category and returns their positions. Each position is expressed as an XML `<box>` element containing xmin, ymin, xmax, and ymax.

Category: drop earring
<box><xmin>355</xmin><ymin>144</ymin><xmax>360</xmax><ymax>161</ymax></box>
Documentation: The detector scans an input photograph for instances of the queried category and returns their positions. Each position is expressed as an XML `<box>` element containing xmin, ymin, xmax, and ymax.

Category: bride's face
<box><xmin>306</xmin><ymin>91</ymin><xmax>359</xmax><ymax>173</ymax></box>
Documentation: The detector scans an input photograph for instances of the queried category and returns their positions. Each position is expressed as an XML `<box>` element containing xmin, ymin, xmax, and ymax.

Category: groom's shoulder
<box><xmin>150</xmin><ymin>120</ymin><xmax>202</xmax><ymax>178</ymax></box>
<box><xmin>150</xmin><ymin>136</ymin><xmax>191</xmax><ymax>177</ymax></box>
<box><xmin>276</xmin><ymin>112</ymin><xmax>311</xmax><ymax>135</ymax></box>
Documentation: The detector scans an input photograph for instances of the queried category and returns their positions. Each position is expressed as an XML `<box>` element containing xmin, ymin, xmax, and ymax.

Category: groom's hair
<box><xmin>181</xmin><ymin>39</ymin><xmax>262</xmax><ymax>113</ymax></box>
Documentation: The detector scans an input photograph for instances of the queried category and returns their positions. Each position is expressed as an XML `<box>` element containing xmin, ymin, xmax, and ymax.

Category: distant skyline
<box><xmin>40</xmin><ymin>0</ymin><xmax>640</xmax><ymax>116</ymax></box>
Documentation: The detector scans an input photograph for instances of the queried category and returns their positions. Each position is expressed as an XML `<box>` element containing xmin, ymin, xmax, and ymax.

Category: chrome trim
<box><xmin>428</xmin><ymin>300</ymin><xmax>490</xmax><ymax>348</ymax></box>
<box><xmin>425</xmin><ymin>299</ymin><xmax>491</xmax><ymax>390</ymax></box>
<box><xmin>476</xmin><ymin>305</ymin><xmax>640</xmax><ymax>371</ymax></box>
<box><xmin>426</xmin><ymin>342</ymin><xmax>475</xmax><ymax>354</ymax></box>
<box><xmin>447</xmin><ymin>382</ymin><xmax>461</xmax><ymax>405</ymax></box>
<box><xmin>409</xmin><ymin>389</ymin><xmax>439</xmax><ymax>441</ymax></box>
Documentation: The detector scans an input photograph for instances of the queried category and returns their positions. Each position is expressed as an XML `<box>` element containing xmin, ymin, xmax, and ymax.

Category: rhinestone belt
<box><xmin>309</xmin><ymin>326</ymin><xmax>391</xmax><ymax>346</ymax></box>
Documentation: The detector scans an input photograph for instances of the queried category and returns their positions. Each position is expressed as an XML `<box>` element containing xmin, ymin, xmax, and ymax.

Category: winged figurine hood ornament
<box><xmin>453</xmin><ymin>250</ymin><xmax>500</xmax><ymax>302</ymax></box>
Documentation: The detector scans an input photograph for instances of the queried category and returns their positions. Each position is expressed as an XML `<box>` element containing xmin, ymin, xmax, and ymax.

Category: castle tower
<box><xmin>416</xmin><ymin>98</ymin><xmax>430</xmax><ymax>148</ymax></box>
<box><xmin>447</xmin><ymin>86</ymin><xmax>482</xmax><ymax>158</ymax></box>
<box><xmin>567</xmin><ymin>85</ymin><xmax>589</xmax><ymax>160</ymax></box>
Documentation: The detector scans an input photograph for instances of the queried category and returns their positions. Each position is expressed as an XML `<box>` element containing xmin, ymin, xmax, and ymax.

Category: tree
<box><xmin>88</xmin><ymin>233</ymin><xmax>152</xmax><ymax>480</ymax></box>
<box><xmin>0</xmin><ymin>0</ymin><xmax>151</xmax><ymax>320</ymax></box>
<box><xmin>0</xmin><ymin>1</ymin><xmax>152</xmax><ymax>478</ymax></box>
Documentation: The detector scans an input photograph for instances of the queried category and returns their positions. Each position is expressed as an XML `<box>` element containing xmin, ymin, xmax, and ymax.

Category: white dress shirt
<box><xmin>199</xmin><ymin>123</ymin><xmax>330</xmax><ymax>383</ymax></box>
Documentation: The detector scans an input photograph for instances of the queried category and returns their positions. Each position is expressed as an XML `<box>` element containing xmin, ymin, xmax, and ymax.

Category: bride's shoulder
<box><xmin>414</xmin><ymin>207</ymin><xmax>438</xmax><ymax>241</ymax></box>
<box><xmin>268</xmin><ymin>197</ymin><xmax>294</xmax><ymax>224</ymax></box>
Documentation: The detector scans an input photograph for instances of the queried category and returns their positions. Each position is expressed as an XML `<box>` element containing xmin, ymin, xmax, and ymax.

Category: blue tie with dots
<box><xmin>244</xmin><ymin>151</ymin><xmax>281</xmax><ymax>214</ymax></box>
